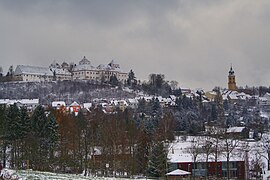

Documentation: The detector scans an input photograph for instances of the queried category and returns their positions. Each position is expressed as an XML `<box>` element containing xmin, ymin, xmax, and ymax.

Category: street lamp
<box><xmin>188</xmin><ymin>164</ymin><xmax>191</xmax><ymax>180</ymax></box>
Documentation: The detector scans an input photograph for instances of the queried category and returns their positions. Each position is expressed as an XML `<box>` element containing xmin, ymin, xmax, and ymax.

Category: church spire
<box><xmin>229</xmin><ymin>64</ymin><xmax>234</xmax><ymax>75</ymax></box>
<box><xmin>228</xmin><ymin>64</ymin><xmax>237</xmax><ymax>91</ymax></box>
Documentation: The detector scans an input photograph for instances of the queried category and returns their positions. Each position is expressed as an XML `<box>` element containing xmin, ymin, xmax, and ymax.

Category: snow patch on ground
<box><xmin>1</xmin><ymin>169</ymin><xmax>147</xmax><ymax>180</ymax></box>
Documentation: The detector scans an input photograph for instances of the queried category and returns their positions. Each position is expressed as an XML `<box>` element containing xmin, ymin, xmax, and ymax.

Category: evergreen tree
<box><xmin>147</xmin><ymin>141</ymin><xmax>168</xmax><ymax>178</ymax></box>
<box><xmin>6</xmin><ymin>105</ymin><xmax>20</xmax><ymax>141</ymax></box>
<box><xmin>136</xmin><ymin>98</ymin><xmax>147</xmax><ymax>124</ymax></box>
<box><xmin>182</xmin><ymin>95</ymin><xmax>189</xmax><ymax>109</ymax></box>
<box><xmin>76</xmin><ymin>110</ymin><xmax>88</xmax><ymax>174</ymax></box>
<box><xmin>175</xmin><ymin>97</ymin><xmax>183</xmax><ymax>110</ymax></box>
<box><xmin>46</xmin><ymin>113</ymin><xmax>59</xmax><ymax>149</ymax></box>
<box><xmin>151</xmin><ymin>98</ymin><xmax>162</xmax><ymax>118</ymax></box>
<box><xmin>127</xmin><ymin>69</ymin><xmax>137</xmax><ymax>87</ymax></box>
<box><xmin>30</xmin><ymin>105</ymin><xmax>50</xmax><ymax>170</ymax></box>
<box><xmin>211</xmin><ymin>103</ymin><xmax>218</xmax><ymax>121</ymax></box>
<box><xmin>46</xmin><ymin>113</ymin><xmax>59</xmax><ymax>168</ymax></box>
<box><xmin>0</xmin><ymin>105</ymin><xmax>8</xmax><ymax>167</ymax></box>
<box><xmin>31</xmin><ymin>105</ymin><xmax>47</xmax><ymax>138</ymax></box>
<box><xmin>5</xmin><ymin>104</ymin><xmax>24</xmax><ymax>168</ymax></box>
<box><xmin>18</xmin><ymin>107</ymin><xmax>31</xmax><ymax>139</ymax></box>
<box><xmin>18</xmin><ymin>107</ymin><xmax>31</xmax><ymax>169</ymax></box>
<box><xmin>173</xmin><ymin>88</ymin><xmax>182</xmax><ymax>96</ymax></box>
<box><xmin>134</xmin><ymin>131</ymin><xmax>150</xmax><ymax>175</ymax></box>
<box><xmin>109</xmin><ymin>74</ymin><xmax>119</xmax><ymax>86</ymax></box>
<box><xmin>0</xmin><ymin>66</ymin><xmax>3</xmax><ymax>77</ymax></box>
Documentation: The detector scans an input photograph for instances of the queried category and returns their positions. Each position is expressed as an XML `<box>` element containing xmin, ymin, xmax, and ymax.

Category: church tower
<box><xmin>228</xmin><ymin>65</ymin><xmax>237</xmax><ymax>91</ymax></box>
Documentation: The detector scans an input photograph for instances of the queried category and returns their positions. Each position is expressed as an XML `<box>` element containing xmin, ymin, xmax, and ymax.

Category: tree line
<box><xmin>0</xmin><ymin>103</ymin><xmax>176</xmax><ymax>178</ymax></box>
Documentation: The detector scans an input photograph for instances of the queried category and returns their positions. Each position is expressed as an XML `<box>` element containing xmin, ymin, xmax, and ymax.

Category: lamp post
<box><xmin>188</xmin><ymin>164</ymin><xmax>191</xmax><ymax>180</ymax></box>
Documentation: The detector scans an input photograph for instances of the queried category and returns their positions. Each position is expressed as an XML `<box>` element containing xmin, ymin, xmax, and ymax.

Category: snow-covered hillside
<box><xmin>1</xmin><ymin>169</ymin><xmax>146</xmax><ymax>180</ymax></box>
<box><xmin>0</xmin><ymin>81</ymin><xmax>137</xmax><ymax>105</ymax></box>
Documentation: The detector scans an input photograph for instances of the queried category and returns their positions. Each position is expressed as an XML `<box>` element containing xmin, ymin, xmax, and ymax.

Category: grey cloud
<box><xmin>0</xmin><ymin>0</ymin><xmax>270</xmax><ymax>90</ymax></box>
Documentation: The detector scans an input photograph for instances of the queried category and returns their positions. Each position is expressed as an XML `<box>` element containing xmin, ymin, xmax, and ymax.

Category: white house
<box><xmin>52</xmin><ymin>101</ymin><xmax>66</xmax><ymax>109</ymax></box>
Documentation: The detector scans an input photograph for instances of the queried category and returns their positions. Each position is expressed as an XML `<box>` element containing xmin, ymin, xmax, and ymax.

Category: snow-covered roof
<box><xmin>119</xmin><ymin>100</ymin><xmax>128</xmax><ymax>106</ymax></box>
<box><xmin>168</xmin><ymin>136</ymin><xmax>244</xmax><ymax>163</ymax></box>
<box><xmin>259</xmin><ymin>97</ymin><xmax>268</xmax><ymax>101</ymax></box>
<box><xmin>0</xmin><ymin>99</ymin><xmax>39</xmax><ymax>105</ymax></box>
<box><xmin>128</xmin><ymin>98</ymin><xmax>138</xmax><ymax>104</ymax></box>
<box><xmin>109</xmin><ymin>59</ymin><xmax>118</xmax><ymax>65</ymax></box>
<box><xmin>202</xmin><ymin>99</ymin><xmax>209</xmax><ymax>103</ymax></box>
<box><xmin>70</xmin><ymin>101</ymin><xmax>80</xmax><ymax>107</ymax></box>
<box><xmin>207</xmin><ymin>91</ymin><xmax>217</xmax><ymax>95</ymax></box>
<box><xmin>51</xmin><ymin>68</ymin><xmax>72</xmax><ymax>76</ymax></box>
<box><xmin>166</xmin><ymin>169</ymin><xmax>191</xmax><ymax>176</ymax></box>
<box><xmin>52</xmin><ymin>101</ymin><xmax>66</xmax><ymax>107</ymax></box>
<box><xmin>0</xmin><ymin>99</ymin><xmax>9</xmax><ymax>104</ymax></box>
<box><xmin>49</xmin><ymin>61</ymin><xmax>61</xmax><ymax>68</ymax></box>
<box><xmin>111</xmin><ymin>100</ymin><xmax>119</xmax><ymax>106</ymax></box>
<box><xmin>228</xmin><ymin>93</ymin><xmax>238</xmax><ymax>100</ymax></box>
<box><xmin>108</xmin><ymin>59</ymin><xmax>120</xmax><ymax>69</ymax></box>
<box><xmin>73</xmin><ymin>63</ymin><xmax>94</xmax><ymax>71</ymax></box>
<box><xmin>79</xmin><ymin>56</ymin><xmax>91</xmax><ymax>65</ymax></box>
<box><xmin>19</xmin><ymin>99</ymin><xmax>39</xmax><ymax>105</ymax></box>
<box><xmin>14</xmin><ymin>65</ymin><xmax>54</xmax><ymax>76</ymax></box>
<box><xmin>227</xmin><ymin>127</ymin><xmax>245</xmax><ymax>133</ymax></box>
<box><xmin>260</xmin><ymin>112</ymin><xmax>270</xmax><ymax>119</ymax></box>
<box><xmin>83</xmin><ymin>103</ymin><xmax>92</xmax><ymax>109</ymax></box>
<box><xmin>169</xmin><ymin>95</ymin><xmax>176</xmax><ymax>101</ymax></box>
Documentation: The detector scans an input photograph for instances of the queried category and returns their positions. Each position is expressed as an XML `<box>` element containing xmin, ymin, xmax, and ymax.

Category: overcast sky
<box><xmin>0</xmin><ymin>0</ymin><xmax>270</xmax><ymax>90</ymax></box>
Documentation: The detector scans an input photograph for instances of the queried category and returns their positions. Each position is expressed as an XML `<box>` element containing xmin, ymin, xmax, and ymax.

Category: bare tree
<box><xmin>187</xmin><ymin>136</ymin><xmax>202</xmax><ymax>179</ymax></box>
<box><xmin>221</xmin><ymin>133</ymin><xmax>240</xmax><ymax>180</ymax></box>
<box><xmin>258</xmin><ymin>135</ymin><xmax>270</xmax><ymax>170</ymax></box>
<box><xmin>170</xmin><ymin>80</ymin><xmax>178</xmax><ymax>91</ymax></box>
<box><xmin>201</xmin><ymin>136</ymin><xmax>214</xmax><ymax>179</ymax></box>
<box><xmin>208</xmin><ymin>127</ymin><xmax>224</xmax><ymax>179</ymax></box>
<box><xmin>250</xmin><ymin>151</ymin><xmax>265</xmax><ymax>179</ymax></box>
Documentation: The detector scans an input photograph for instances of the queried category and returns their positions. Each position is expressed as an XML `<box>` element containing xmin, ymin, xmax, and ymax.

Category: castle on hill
<box><xmin>13</xmin><ymin>56</ymin><xmax>128</xmax><ymax>83</ymax></box>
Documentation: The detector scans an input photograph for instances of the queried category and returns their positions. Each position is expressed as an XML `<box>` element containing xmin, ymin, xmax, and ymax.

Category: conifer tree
<box><xmin>19</xmin><ymin>107</ymin><xmax>31</xmax><ymax>139</ymax></box>
<box><xmin>147</xmin><ymin>141</ymin><xmax>168</xmax><ymax>178</ymax></box>
<box><xmin>127</xmin><ymin>69</ymin><xmax>137</xmax><ymax>87</ymax></box>
<box><xmin>109</xmin><ymin>74</ymin><xmax>119</xmax><ymax>86</ymax></box>
<box><xmin>0</xmin><ymin>105</ymin><xmax>8</xmax><ymax>167</ymax></box>
<box><xmin>17</xmin><ymin>107</ymin><xmax>31</xmax><ymax>168</ymax></box>
<box><xmin>6</xmin><ymin>104</ymin><xmax>21</xmax><ymax>168</ymax></box>
<box><xmin>30</xmin><ymin>105</ymin><xmax>49</xmax><ymax>170</ymax></box>
<box><xmin>46</xmin><ymin>113</ymin><xmax>59</xmax><ymax>166</ymax></box>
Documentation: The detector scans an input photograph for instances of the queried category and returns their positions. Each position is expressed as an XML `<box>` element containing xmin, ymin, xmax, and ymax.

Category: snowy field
<box><xmin>1</xmin><ymin>169</ymin><xmax>147</xmax><ymax>180</ymax></box>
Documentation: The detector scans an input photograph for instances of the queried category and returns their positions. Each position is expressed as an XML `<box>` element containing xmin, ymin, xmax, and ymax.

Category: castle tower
<box><xmin>228</xmin><ymin>65</ymin><xmax>237</xmax><ymax>91</ymax></box>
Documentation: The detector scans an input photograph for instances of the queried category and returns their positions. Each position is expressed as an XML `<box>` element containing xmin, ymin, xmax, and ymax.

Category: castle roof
<box><xmin>51</xmin><ymin>68</ymin><xmax>72</xmax><ymax>76</ymax></box>
<box><xmin>79</xmin><ymin>56</ymin><xmax>91</xmax><ymax>65</ymax></box>
<box><xmin>14</xmin><ymin>65</ymin><xmax>54</xmax><ymax>76</ymax></box>
<box><xmin>73</xmin><ymin>56</ymin><xmax>94</xmax><ymax>71</ymax></box>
